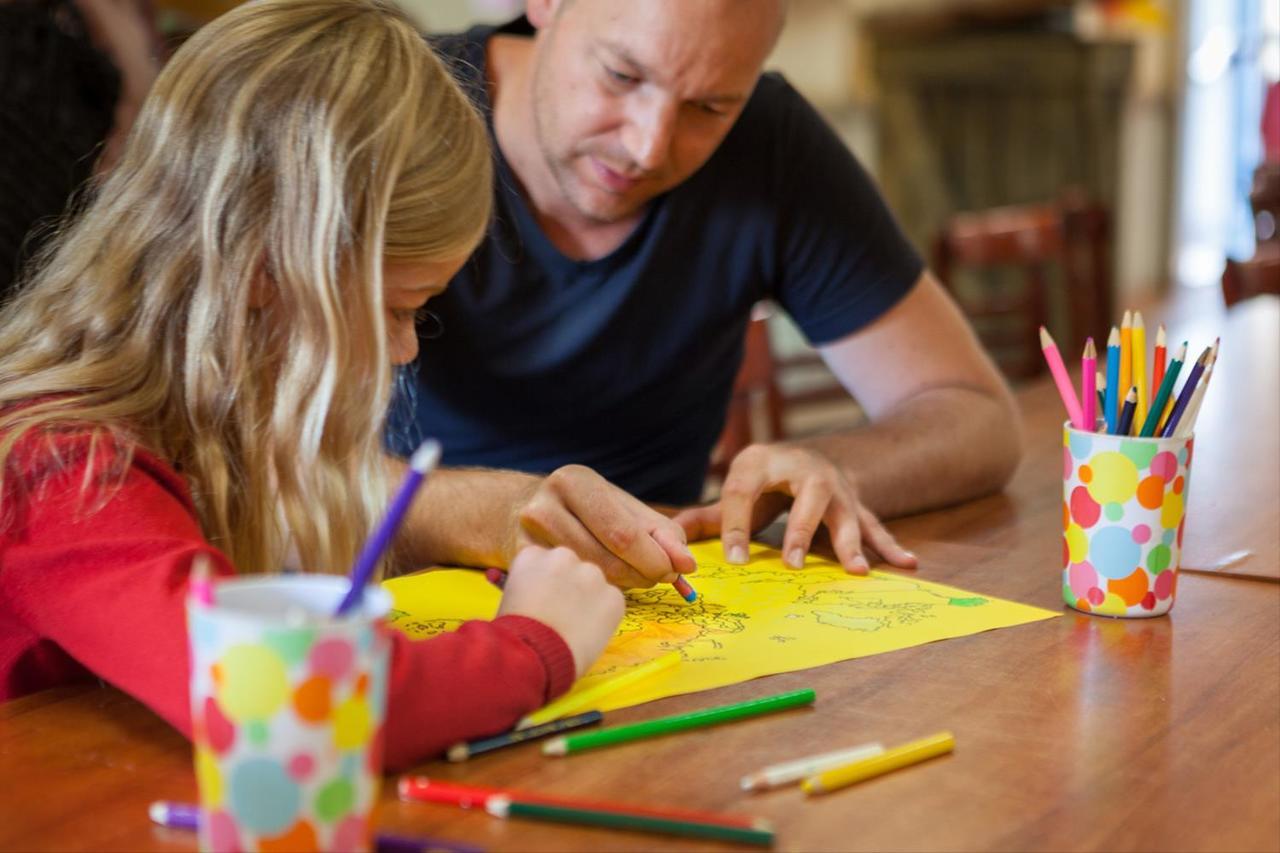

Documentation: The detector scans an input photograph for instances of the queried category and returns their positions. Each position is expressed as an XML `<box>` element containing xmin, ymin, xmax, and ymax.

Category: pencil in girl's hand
<box><xmin>1082</xmin><ymin>338</ymin><xmax>1097</xmax><ymax>431</ymax></box>
<box><xmin>1131</xmin><ymin>312</ymin><xmax>1147</xmax><ymax>429</ymax></box>
<box><xmin>1105</xmin><ymin>327</ymin><xmax>1121</xmax><ymax>434</ymax></box>
<box><xmin>1039</xmin><ymin>327</ymin><xmax>1086</xmax><ymax>430</ymax></box>
<box><xmin>1161</xmin><ymin>347</ymin><xmax>1211</xmax><ymax>438</ymax></box>
<box><xmin>1116</xmin><ymin>387</ymin><xmax>1138</xmax><ymax>436</ymax></box>
<box><xmin>335</xmin><ymin>439</ymin><xmax>441</xmax><ymax>617</ymax></box>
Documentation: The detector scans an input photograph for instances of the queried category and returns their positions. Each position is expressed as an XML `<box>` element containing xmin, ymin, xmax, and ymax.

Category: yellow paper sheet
<box><xmin>383</xmin><ymin>541</ymin><xmax>1058</xmax><ymax>713</ymax></box>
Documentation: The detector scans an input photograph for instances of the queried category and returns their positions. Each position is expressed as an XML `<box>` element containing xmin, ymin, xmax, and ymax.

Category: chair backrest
<box><xmin>708</xmin><ymin>311</ymin><xmax>786</xmax><ymax>479</ymax></box>
<box><xmin>932</xmin><ymin>193</ymin><xmax>1111</xmax><ymax>379</ymax></box>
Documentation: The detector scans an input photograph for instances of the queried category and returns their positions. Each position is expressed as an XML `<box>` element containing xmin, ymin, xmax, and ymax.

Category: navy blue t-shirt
<box><xmin>389</xmin><ymin>19</ymin><xmax>923</xmax><ymax>504</ymax></box>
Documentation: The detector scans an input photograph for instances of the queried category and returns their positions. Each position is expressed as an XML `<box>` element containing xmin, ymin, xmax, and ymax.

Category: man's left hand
<box><xmin>672</xmin><ymin>444</ymin><xmax>918</xmax><ymax>575</ymax></box>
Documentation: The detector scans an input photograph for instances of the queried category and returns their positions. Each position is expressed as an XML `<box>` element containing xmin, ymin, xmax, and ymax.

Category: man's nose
<box><xmin>621</xmin><ymin>92</ymin><xmax>677</xmax><ymax>174</ymax></box>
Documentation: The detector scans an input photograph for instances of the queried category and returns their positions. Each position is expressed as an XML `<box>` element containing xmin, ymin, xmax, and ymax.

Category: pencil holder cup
<box><xmin>1061</xmin><ymin>423</ymin><xmax>1193</xmax><ymax>618</ymax></box>
<box><xmin>187</xmin><ymin>576</ymin><xmax>392</xmax><ymax>852</ymax></box>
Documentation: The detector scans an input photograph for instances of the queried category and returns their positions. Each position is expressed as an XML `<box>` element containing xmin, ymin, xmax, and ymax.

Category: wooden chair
<box><xmin>709</xmin><ymin>308</ymin><xmax>786</xmax><ymax>479</ymax></box>
<box><xmin>932</xmin><ymin>193</ymin><xmax>1112</xmax><ymax>380</ymax></box>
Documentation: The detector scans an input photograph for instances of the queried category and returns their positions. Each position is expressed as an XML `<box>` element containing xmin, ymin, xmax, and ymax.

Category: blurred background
<box><xmin>3</xmin><ymin>0</ymin><xmax>1277</xmax><ymax>440</ymax></box>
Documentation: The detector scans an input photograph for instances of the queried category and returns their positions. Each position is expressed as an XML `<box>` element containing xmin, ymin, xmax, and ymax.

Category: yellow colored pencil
<box><xmin>1131</xmin><ymin>312</ymin><xmax>1147</xmax><ymax>433</ymax></box>
<box><xmin>518</xmin><ymin>652</ymin><xmax>681</xmax><ymax>729</ymax></box>
<box><xmin>1118</xmin><ymin>310</ymin><xmax>1132</xmax><ymax>425</ymax></box>
<box><xmin>801</xmin><ymin>731</ymin><xmax>955</xmax><ymax>795</ymax></box>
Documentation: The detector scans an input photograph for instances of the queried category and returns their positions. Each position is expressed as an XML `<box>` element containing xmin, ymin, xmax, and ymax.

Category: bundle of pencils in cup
<box><xmin>1040</xmin><ymin>311</ymin><xmax>1218</xmax><ymax>438</ymax></box>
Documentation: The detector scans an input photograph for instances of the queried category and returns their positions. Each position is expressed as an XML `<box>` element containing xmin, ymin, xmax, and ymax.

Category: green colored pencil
<box><xmin>1139</xmin><ymin>341</ymin><xmax>1186</xmax><ymax>436</ymax></box>
<box><xmin>486</xmin><ymin>797</ymin><xmax>776</xmax><ymax>847</ymax></box>
<box><xmin>543</xmin><ymin>688</ymin><xmax>816</xmax><ymax>756</ymax></box>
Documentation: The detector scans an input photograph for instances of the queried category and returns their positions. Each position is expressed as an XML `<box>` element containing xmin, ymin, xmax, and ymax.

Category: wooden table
<box><xmin>3</xmin><ymin>295</ymin><xmax>1278</xmax><ymax>852</ymax></box>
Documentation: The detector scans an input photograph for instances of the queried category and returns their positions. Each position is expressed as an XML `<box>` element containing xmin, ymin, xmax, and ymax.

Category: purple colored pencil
<box><xmin>335</xmin><ymin>439</ymin><xmax>441</xmax><ymax>617</ymax></box>
<box><xmin>1160</xmin><ymin>349</ymin><xmax>1210</xmax><ymax>438</ymax></box>
<box><xmin>148</xmin><ymin>802</ymin><xmax>484</xmax><ymax>853</ymax></box>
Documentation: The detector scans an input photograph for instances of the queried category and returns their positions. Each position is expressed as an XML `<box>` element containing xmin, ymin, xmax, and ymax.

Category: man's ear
<box><xmin>526</xmin><ymin>0</ymin><xmax>564</xmax><ymax>30</ymax></box>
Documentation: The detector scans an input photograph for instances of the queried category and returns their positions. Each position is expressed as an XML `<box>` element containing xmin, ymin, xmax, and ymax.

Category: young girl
<box><xmin>0</xmin><ymin>0</ymin><xmax>623</xmax><ymax>769</ymax></box>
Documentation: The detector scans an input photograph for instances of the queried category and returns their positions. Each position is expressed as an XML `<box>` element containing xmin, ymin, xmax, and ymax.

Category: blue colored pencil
<box><xmin>1105</xmin><ymin>327</ymin><xmax>1120</xmax><ymax>434</ymax></box>
<box><xmin>1116</xmin><ymin>387</ymin><xmax>1138</xmax><ymax>437</ymax></box>
<box><xmin>335</xmin><ymin>439</ymin><xmax>441</xmax><ymax>617</ymax></box>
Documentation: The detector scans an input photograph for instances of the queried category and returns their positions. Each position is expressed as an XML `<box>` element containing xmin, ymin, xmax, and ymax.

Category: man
<box><xmin>396</xmin><ymin>0</ymin><xmax>1022</xmax><ymax>585</ymax></box>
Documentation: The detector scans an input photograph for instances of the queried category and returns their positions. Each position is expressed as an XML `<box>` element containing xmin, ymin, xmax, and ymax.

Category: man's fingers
<box><xmin>719</xmin><ymin>466</ymin><xmax>767</xmax><ymax>566</ymax></box>
<box><xmin>672</xmin><ymin>504</ymin><xmax>721</xmax><ymax>542</ymax></box>
<box><xmin>519</xmin><ymin>494</ymin><xmax>653</xmax><ymax>588</ymax></box>
<box><xmin>824</xmin><ymin>501</ymin><xmax>868</xmax><ymax>575</ymax></box>
<box><xmin>781</xmin><ymin>479</ymin><xmax>832</xmax><ymax>568</ymax></box>
<box><xmin>859</xmin><ymin>509</ymin><xmax>917</xmax><ymax>570</ymax></box>
<box><xmin>546</xmin><ymin>466</ymin><xmax>677</xmax><ymax>584</ymax></box>
<box><xmin>651</xmin><ymin>526</ymin><xmax>697</xmax><ymax>576</ymax></box>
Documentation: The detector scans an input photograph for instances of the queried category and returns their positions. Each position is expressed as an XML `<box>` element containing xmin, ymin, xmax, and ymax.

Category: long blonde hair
<box><xmin>0</xmin><ymin>0</ymin><xmax>492</xmax><ymax>576</ymax></box>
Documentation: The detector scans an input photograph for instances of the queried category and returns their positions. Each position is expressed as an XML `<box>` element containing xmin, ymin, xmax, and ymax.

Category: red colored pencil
<box><xmin>398</xmin><ymin>777</ymin><xmax>759</xmax><ymax>829</ymax></box>
<box><xmin>1151</xmin><ymin>324</ymin><xmax>1167</xmax><ymax>405</ymax></box>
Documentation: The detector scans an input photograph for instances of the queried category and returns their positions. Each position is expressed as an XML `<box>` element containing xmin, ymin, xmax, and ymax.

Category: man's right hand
<box><xmin>509</xmin><ymin>464</ymin><xmax>698</xmax><ymax>590</ymax></box>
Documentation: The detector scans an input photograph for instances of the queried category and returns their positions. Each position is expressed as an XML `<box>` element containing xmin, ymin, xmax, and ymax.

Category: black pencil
<box><xmin>446</xmin><ymin>710</ymin><xmax>604</xmax><ymax>762</ymax></box>
<box><xmin>1115</xmin><ymin>386</ymin><xmax>1138</xmax><ymax>436</ymax></box>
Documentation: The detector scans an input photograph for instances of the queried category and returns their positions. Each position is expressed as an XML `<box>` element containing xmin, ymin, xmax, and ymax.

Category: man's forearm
<box><xmin>387</xmin><ymin>461</ymin><xmax>540</xmax><ymax>572</ymax></box>
<box><xmin>794</xmin><ymin>386</ymin><xmax>1024</xmax><ymax>520</ymax></box>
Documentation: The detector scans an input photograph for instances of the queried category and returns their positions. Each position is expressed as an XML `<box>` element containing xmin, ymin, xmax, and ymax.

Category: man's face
<box><xmin>527</xmin><ymin>0</ymin><xmax>783</xmax><ymax>225</ymax></box>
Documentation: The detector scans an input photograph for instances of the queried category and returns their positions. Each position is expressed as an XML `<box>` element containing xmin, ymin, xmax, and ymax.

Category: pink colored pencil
<box><xmin>1040</xmin><ymin>327</ymin><xmax>1086</xmax><ymax>429</ymax></box>
<box><xmin>1081</xmin><ymin>338</ymin><xmax>1097</xmax><ymax>431</ymax></box>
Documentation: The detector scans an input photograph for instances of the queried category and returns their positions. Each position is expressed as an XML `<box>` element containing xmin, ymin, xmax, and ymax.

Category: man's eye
<box><xmin>606</xmin><ymin>67</ymin><xmax>638</xmax><ymax>85</ymax></box>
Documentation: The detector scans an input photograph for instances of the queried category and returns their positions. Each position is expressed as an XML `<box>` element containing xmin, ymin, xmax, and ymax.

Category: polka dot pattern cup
<box><xmin>188</xmin><ymin>577</ymin><xmax>392</xmax><ymax>851</ymax></box>
<box><xmin>1062</xmin><ymin>423</ymin><xmax>1193</xmax><ymax>617</ymax></box>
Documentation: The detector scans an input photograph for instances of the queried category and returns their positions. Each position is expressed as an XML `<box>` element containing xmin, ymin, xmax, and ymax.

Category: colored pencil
<box><xmin>1161</xmin><ymin>347</ymin><xmax>1211</xmax><ymax>437</ymax></box>
<box><xmin>1096</xmin><ymin>371</ymin><xmax>1107</xmax><ymax>415</ymax></box>
<box><xmin>335</xmin><ymin>439</ymin><xmax>441</xmax><ymax>617</ymax></box>
<box><xmin>1105</xmin><ymin>326</ymin><xmax>1121</xmax><ymax>434</ymax></box>
<box><xmin>518</xmin><ymin>651</ymin><xmax>681</xmax><ymax>729</ymax></box>
<box><xmin>1119</xmin><ymin>310</ymin><xmax>1132</xmax><ymax>418</ymax></box>
<box><xmin>1176</xmin><ymin>343</ymin><xmax>1218</xmax><ymax>438</ymax></box>
<box><xmin>397</xmin><ymin>778</ymin><xmax>762</xmax><ymax>829</ymax></box>
<box><xmin>544</xmin><ymin>689</ymin><xmax>816</xmax><ymax>756</ymax></box>
<box><xmin>1151</xmin><ymin>324</ymin><xmax>1167</xmax><ymax>406</ymax></box>
<box><xmin>485</xmin><ymin>797</ymin><xmax>775</xmax><ymax>848</ymax></box>
<box><xmin>1139</xmin><ymin>341</ymin><xmax>1187</xmax><ymax>437</ymax></box>
<box><xmin>740</xmin><ymin>741</ymin><xmax>885</xmax><ymax>791</ymax></box>
<box><xmin>147</xmin><ymin>801</ymin><xmax>484</xmax><ymax>853</ymax></box>
<box><xmin>1081</xmin><ymin>338</ymin><xmax>1097</xmax><ymax>431</ymax></box>
<box><xmin>1131</xmin><ymin>312</ymin><xmax>1147</xmax><ymax>432</ymax></box>
<box><xmin>188</xmin><ymin>554</ymin><xmax>214</xmax><ymax>607</ymax></box>
<box><xmin>1039</xmin><ymin>327</ymin><xmax>1086</xmax><ymax>430</ymax></box>
<box><xmin>672</xmin><ymin>574</ymin><xmax>698</xmax><ymax>603</ymax></box>
<box><xmin>447</xmin><ymin>711</ymin><xmax>603</xmax><ymax>762</ymax></box>
<box><xmin>801</xmin><ymin>731</ymin><xmax>955</xmax><ymax>795</ymax></box>
<box><xmin>1115</xmin><ymin>387</ymin><xmax>1138</xmax><ymax>437</ymax></box>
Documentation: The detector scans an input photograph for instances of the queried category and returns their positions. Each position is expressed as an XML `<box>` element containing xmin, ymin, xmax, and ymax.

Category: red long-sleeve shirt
<box><xmin>0</xmin><ymin>431</ymin><xmax>575</xmax><ymax>770</ymax></box>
